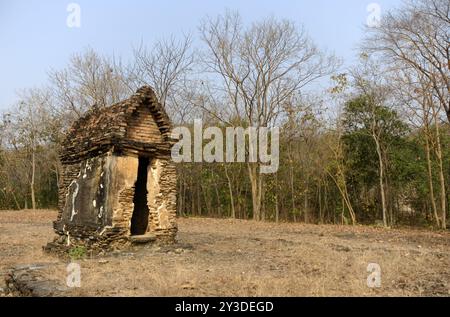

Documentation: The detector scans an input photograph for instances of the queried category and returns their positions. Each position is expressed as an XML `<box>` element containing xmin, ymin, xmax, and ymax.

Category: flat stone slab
<box><xmin>130</xmin><ymin>234</ymin><xmax>156</xmax><ymax>244</ymax></box>
<box><xmin>5</xmin><ymin>263</ymin><xmax>70</xmax><ymax>297</ymax></box>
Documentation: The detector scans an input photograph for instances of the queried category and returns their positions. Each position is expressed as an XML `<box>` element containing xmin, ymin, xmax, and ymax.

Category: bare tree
<box><xmin>349</xmin><ymin>57</ymin><xmax>406</xmax><ymax>227</ymax></box>
<box><xmin>2</xmin><ymin>88</ymin><xmax>54</xmax><ymax>210</ymax></box>
<box><xmin>324</xmin><ymin>120</ymin><xmax>357</xmax><ymax>225</ymax></box>
<box><xmin>130</xmin><ymin>35</ymin><xmax>195</xmax><ymax>121</ymax></box>
<box><xmin>391</xmin><ymin>65</ymin><xmax>446</xmax><ymax>228</ymax></box>
<box><xmin>364</xmin><ymin>0</ymin><xmax>450</xmax><ymax>123</ymax></box>
<box><xmin>326</xmin><ymin>74</ymin><xmax>357</xmax><ymax>225</ymax></box>
<box><xmin>364</xmin><ymin>0</ymin><xmax>449</xmax><ymax>228</ymax></box>
<box><xmin>199</xmin><ymin>11</ymin><xmax>339</xmax><ymax>220</ymax></box>
<box><xmin>49</xmin><ymin>48</ymin><xmax>131</xmax><ymax>122</ymax></box>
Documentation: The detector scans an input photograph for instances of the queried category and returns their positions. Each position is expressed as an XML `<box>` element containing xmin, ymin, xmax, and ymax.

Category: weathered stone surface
<box><xmin>59</xmin><ymin>86</ymin><xmax>174</xmax><ymax>164</ymax></box>
<box><xmin>5</xmin><ymin>264</ymin><xmax>70</xmax><ymax>297</ymax></box>
<box><xmin>0</xmin><ymin>272</ymin><xmax>7</xmax><ymax>297</ymax></box>
<box><xmin>130</xmin><ymin>234</ymin><xmax>157</xmax><ymax>244</ymax></box>
<box><xmin>48</xmin><ymin>86</ymin><xmax>178</xmax><ymax>256</ymax></box>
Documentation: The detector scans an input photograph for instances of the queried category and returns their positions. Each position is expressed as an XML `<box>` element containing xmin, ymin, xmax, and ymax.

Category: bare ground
<box><xmin>0</xmin><ymin>210</ymin><xmax>449</xmax><ymax>297</ymax></box>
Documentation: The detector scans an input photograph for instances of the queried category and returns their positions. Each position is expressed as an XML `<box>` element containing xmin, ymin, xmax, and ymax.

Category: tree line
<box><xmin>0</xmin><ymin>0</ymin><xmax>448</xmax><ymax>229</ymax></box>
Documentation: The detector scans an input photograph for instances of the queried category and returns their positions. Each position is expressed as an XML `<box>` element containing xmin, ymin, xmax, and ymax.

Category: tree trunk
<box><xmin>327</xmin><ymin>136</ymin><xmax>356</xmax><ymax>225</ymax></box>
<box><xmin>433</xmin><ymin>117</ymin><xmax>447</xmax><ymax>229</ymax></box>
<box><xmin>261</xmin><ymin>183</ymin><xmax>266</xmax><ymax>221</ymax></box>
<box><xmin>201</xmin><ymin>184</ymin><xmax>212</xmax><ymax>217</ymax></box>
<box><xmin>191</xmin><ymin>179</ymin><xmax>195</xmax><ymax>216</ymax></box>
<box><xmin>275</xmin><ymin>193</ymin><xmax>279</xmax><ymax>224</ymax></box>
<box><xmin>30</xmin><ymin>149</ymin><xmax>36</xmax><ymax>210</ymax></box>
<box><xmin>275</xmin><ymin>172</ymin><xmax>280</xmax><ymax>223</ymax></box>
<box><xmin>374</xmin><ymin>135</ymin><xmax>388</xmax><ymax>227</ymax></box>
<box><xmin>327</xmin><ymin>169</ymin><xmax>356</xmax><ymax>225</ymax></box>
<box><xmin>318</xmin><ymin>184</ymin><xmax>323</xmax><ymax>224</ymax></box>
<box><xmin>248</xmin><ymin>163</ymin><xmax>262</xmax><ymax>221</ymax></box>
<box><xmin>224</xmin><ymin>165</ymin><xmax>236</xmax><ymax>219</ymax></box>
<box><xmin>177</xmin><ymin>175</ymin><xmax>183</xmax><ymax>216</ymax></box>
<box><xmin>304</xmin><ymin>183</ymin><xmax>309</xmax><ymax>224</ymax></box>
<box><xmin>182</xmin><ymin>178</ymin><xmax>187</xmax><ymax>216</ymax></box>
<box><xmin>11</xmin><ymin>192</ymin><xmax>21</xmax><ymax>210</ymax></box>
<box><xmin>290</xmin><ymin>163</ymin><xmax>296</xmax><ymax>222</ymax></box>
<box><xmin>424</xmin><ymin>128</ymin><xmax>440</xmax><ymax>227</ymax></box>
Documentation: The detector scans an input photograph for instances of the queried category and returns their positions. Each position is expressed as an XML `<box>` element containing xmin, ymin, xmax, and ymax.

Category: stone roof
<box><xmin>60</xmin><ymin>86</ymin><xmax>173</xmax><ymax>164</ymax></box>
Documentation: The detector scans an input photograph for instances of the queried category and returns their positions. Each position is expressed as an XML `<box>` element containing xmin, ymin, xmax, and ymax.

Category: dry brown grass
<box><xmin>1</xmin><ymin>210</ymin><xmax>449</xmax><ymax>296</ymax></box>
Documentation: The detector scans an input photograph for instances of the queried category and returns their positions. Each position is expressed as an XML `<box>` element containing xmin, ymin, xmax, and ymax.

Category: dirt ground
<box><xmin>0</xmin><ymin>209</ymin><xmax>449</xmax><ymax>297</ymax></box>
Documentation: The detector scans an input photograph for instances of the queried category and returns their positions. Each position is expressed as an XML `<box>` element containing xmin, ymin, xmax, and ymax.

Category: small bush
<box><xmin>68</xmin><ymin>246</ymin><xmax>87</xmax><ymax>260</ymax></box>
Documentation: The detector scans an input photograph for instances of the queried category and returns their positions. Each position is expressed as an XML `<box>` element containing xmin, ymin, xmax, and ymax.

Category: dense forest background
<box><xmin>1</xmin><ymin>0</ymin><xmax>449</xmax><ymax>229</ymax></box>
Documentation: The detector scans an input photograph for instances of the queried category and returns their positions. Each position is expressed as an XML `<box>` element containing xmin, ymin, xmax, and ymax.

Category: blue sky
<box><xmin>0</xmin><ymin>0</ymin><xmax>402</xmax><ymax>110</ymax></box>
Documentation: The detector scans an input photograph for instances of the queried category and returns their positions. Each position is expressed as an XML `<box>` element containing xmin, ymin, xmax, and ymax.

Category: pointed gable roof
<box><xmin>60</xmin><ymin>86</ymin><xmax>173</xmax><ymax>163</ymax></box>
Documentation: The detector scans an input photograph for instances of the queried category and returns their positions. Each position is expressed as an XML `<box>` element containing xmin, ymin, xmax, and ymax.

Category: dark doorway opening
<box><xmin>131</xmin><ymin>157</ymin><xmax>150</xmax><ymax>235</ymax></box>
